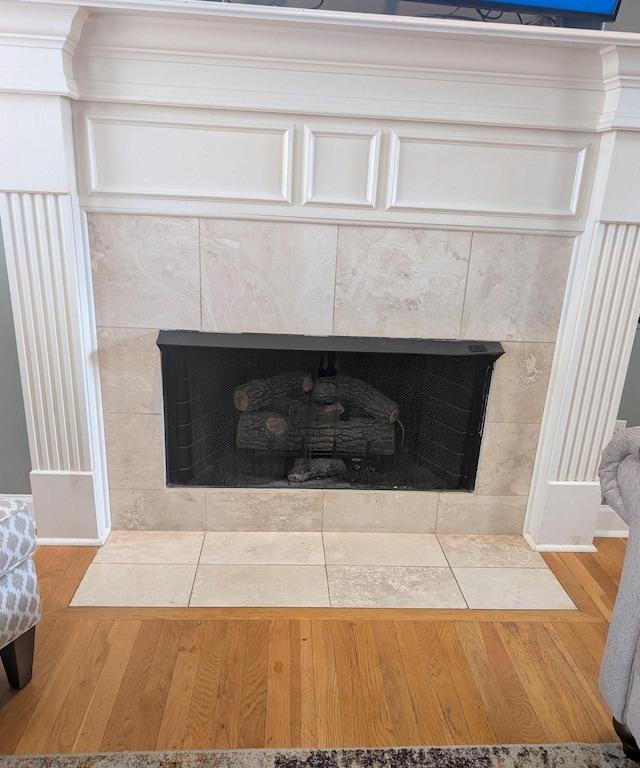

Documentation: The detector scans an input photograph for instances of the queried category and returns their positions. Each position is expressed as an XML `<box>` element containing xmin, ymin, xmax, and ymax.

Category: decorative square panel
<box><xmin>302</xmin><ymin>127</ymin><xmax>380</xmax><ymax>208</ymax></box>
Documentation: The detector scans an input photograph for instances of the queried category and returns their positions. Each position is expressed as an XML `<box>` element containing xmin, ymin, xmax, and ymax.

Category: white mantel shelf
<box><xmin>3</xmin><ymin>0</ymin><xmax>640</xmax><ymax>132</ymax></box>
<box><xmin>2</xmin><ymin>0</ymin><xmax>640</xmax><ymax>548</ymax></box>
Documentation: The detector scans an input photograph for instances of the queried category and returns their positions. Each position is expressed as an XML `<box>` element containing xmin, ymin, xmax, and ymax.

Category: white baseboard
<box><xmin>523</xmin><ymin>531</ymin><xmax>597</xmax><ymax>552</ymax></box>
<box><xmin>595</xmin><ymin>505</ymin><xmax>629</xmax><ymax>539</ymax></box>
<box><xmin>522</xmin><ymin>531</ymin><xmax>597</xmax><ymax>552</ymax></box>
<box><xmin>37</xmin><ymin>537</ymin><xmax>103</xmax><ymax>546</ymax></box>
<box><xmin>37</xmin><ymin>526</ymin><xmax>110</xmax><ymax>547</ymax></box>
<box><xmin>532</xmin><ymin>543</ymin><xmax>598</xmax><ymax>552</ymax></box>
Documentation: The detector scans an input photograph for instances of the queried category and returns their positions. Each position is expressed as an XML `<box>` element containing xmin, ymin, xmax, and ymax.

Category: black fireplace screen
<box><xmin>157</xmin><ymin>331</ymin><xmax>504</xmax><ymax>491</ymax></box>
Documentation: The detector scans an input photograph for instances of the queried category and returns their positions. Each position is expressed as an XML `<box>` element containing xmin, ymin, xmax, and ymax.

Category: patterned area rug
<box><xmin>0</xmin><ymin>745</ymin><xmax>633</xmax><ymax>768</ymax></box>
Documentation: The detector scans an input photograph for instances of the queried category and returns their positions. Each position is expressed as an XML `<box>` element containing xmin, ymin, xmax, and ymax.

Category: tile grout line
<box><xmin>187</xmin><ymin>531</ymin><xmax>207</xmax><ymax>608</ymax></box>
<box><xmin>433</xmin><ymin>533</ymin><xmax>470</xmax><ymax>609</ymax></box>
<box><xmin>322</xmin><ymin>529</ymin><xmax>333</xmax><ymax>608</ymax></box>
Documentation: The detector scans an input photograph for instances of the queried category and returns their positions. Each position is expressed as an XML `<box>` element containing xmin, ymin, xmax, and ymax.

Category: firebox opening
<box><xmin>157</xmin><ymin>331</ymin><xmax>504</xmax><ymax>491</ymax></box>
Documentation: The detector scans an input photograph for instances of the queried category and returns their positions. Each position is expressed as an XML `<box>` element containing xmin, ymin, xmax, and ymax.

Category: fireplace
<box><xmin>158</xmin><ymin>332</ymin><xmax>504</xmax><ymax>491</ymax></box>
<box><xmin>3</xmin><ymin>0</ymin><xmax>640</xmax><ymax>547</ymax></box>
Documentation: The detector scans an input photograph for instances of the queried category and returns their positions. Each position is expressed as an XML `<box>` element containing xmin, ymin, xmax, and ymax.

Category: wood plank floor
<box><xmin>0</xmin><ymin>538</ymin><xmax>626</xmax><ymax>753</ymax></box>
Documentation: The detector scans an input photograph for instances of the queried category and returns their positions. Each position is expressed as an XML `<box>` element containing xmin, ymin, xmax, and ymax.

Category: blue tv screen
<box><xmin>412</xmin><ymin>0</ymin><xmax>620</xmax><ymax>21</ymax></box>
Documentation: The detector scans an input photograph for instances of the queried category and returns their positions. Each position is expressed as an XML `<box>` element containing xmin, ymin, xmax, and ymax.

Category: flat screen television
<box><xmin>406</xmin><ymin>0</ymin><xmax>620</xmax><ymax>27</ymax></box>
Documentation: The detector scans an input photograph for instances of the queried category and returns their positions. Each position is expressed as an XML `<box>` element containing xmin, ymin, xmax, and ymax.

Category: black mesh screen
<box><xmin>159</xmin><ymin>332</ymin><xmax>503</xmax><ymax>491</ymax></box>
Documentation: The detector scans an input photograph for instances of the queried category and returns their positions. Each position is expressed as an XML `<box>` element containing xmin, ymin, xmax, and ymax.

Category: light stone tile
<box><xmin>110</xmin><ymin>489</ymin><xmax>206</xmax><ymax>531</ymax></box>
<box><xmin>327</xmin><ymin>565</ymin><xmax>467</xmax><ymax>608</ymax></box>
<box><xmin>206</xmin><ymin>489</ymin><xmax>323</xmax><ymax>531</ymax></box>
<box><xmin>323</xmin><ymin>532</ymin><xmax>448</xmax><ymax>566</ymax></box>
<box><xmin>475</xmin><ymin>423</ymin><xmax>540</xmax><ymax>497</ymax></box>
<box><xmin>201</xmin><ymin>531</ymin><xmax>324</xmax><ymax>565</ymax></box>
<box><xmin>94</xmin><ymin>530</ymin><xmax>204</xmax><ymax>564</ymax></box>
<box><xmin>436</xmin><ymin>494</ymin><xmax>527</xmax><ymax>534</ymax></box>
<box><xmin>98</xmin><ymin>327</ymin><xmax>163</xmax><ymax>414</ymax></box>
<box><xmin>200</xmin><ymin>219</ymin><xmax>337</xmax><ymax>335</ymax></box>
<box><xmin>334</xmin><ymin>227</ymin><xmax>471</xmax><ymax>338</ymax></box>
<box><xmin>89</xmin><ymin>214</ymin><xmax>200</xmax><ymax>329</ymax></box>
<box><xmin>323</xmin><ymin>491</ymin><xmax>438</xmax><ymax>532</ymax></box>
<box><xmin>486</xmin><ymin>342</ymin><xmax>555</xmax><ymax>424</ymax></box>
<box><xmin>438</xmin><ymin>534</ymin><xmax>546</xmax><ymax>568</ymax></box>
<box><xmin>461</xmin><ymin>233</ymin><xmax>574</xmax><ymax>342</ymax></box>
<box><xmin>375</xmin><ymin>492</ymin><xmax>439</xmax><ymax>531</ymax></box>
<box><xmin>190</xmin><ymin>564</ymin><xmax>330</xmax><ymax>607</ymax></box>
<box><xmin>70</xmin><ymin>563</ymin><xmax>196</xmax><ymax>607</ymax></box>
<box><xmin>104</xmin><ymin>413</ymin><xmax>165</xmax><ymax>490</ymax></box>
<box><xmin>453</xmin><ymin>567</ymin><xmax>576</xmax><ymax>610</ymax></box>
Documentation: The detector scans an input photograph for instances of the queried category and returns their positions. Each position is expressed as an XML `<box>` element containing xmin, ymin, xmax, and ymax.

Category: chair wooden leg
<box><xmin>0</xmin><ymin>626</ymin><xmax>36</xmax><ymax>689</ymax></box>
<box><xmin>613</xmin><ymin>717</ymin><xmax>640</xmax><ymax>762</ymax></box>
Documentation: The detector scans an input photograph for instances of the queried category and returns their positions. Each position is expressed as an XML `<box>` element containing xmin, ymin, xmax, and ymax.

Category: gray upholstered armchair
<box><xmin>599</xmin><ymin>427</ymin><xmax>640</xmax><ymax>761</ymax></box>
<box><xmin>0</xmin><ymin>497</ymin><xmax>41</xmax><ymax>689</ymax></box>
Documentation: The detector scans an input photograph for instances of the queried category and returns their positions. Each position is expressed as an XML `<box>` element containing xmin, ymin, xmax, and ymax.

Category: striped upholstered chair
<box><xmin>0</xmin><ymin>497</ymin><xmax>41</xmax><ymax>689</ymax></box>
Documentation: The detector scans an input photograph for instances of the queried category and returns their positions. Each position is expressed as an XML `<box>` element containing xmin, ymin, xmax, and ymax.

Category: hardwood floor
<box><xmin>0</xmin><ymin>538</ymin><xmax>626</xmax><ymax>753</ymax></box>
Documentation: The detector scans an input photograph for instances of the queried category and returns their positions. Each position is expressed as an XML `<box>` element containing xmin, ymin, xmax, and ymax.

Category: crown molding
<box><xmin>0</xmin><ymin>1</ymin><xmax>87</xmax><ymax>95</ymax></box>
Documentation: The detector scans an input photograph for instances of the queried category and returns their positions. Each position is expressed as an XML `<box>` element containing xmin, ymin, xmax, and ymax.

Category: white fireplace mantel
<box><xmin>2</xmin><ymin>0</ymin><xmax>640</xmax><ymax>548</ymax></box>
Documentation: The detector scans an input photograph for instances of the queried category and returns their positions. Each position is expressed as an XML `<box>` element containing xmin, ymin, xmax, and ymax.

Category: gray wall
<box><xmin>0</xmin><ymin>228</ymin><xmax>31</xmax><ymax>494</ymax></box>
<box><xmin>609</xmin><ymin>0</ymin><xmax>640</xmax><ymax>429</ymax></box>
<box><xmin>619</xmin><ymin>326</ymin><xmax>640</xmax><ymax>428</ymax></box>
<box><xmin>608</xmin><ymin>1</ymin><xmax>640</xmax><ymax>31</ymax></box>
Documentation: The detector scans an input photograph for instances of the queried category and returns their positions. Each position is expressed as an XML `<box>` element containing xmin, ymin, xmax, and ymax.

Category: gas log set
<box><xmin>233</xmin><ymin>370</ymin><xmax>400</xmax><ymax>482</ymax></box>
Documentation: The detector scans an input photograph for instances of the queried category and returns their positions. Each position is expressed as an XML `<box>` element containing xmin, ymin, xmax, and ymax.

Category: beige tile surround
<box><xmin>89</xmin><ymin>214</ymin><xmax>574</xmax><ymax>535</ymax></box>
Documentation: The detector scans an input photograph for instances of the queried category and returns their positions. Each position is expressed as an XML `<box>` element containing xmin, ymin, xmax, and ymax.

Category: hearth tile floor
<box><xmin>69</xmin><ymin>531</ymin><xmax>576</xmax><ymax>610</ymax></box>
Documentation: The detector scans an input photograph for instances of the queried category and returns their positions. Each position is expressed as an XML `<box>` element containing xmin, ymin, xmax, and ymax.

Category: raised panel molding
<box><xmin>75</xmin><ymin>105</ymin><xmax>595</xmax><ymax>233</ymax></box>
<box><xmin>302</xmin><ymin>127</ymin><xmax>380</xmax><ymax>209</ymax></box>
<box><xmin>387</xmin><ymin>133</ymin><xmax>588</xmax><ymax>218</ymax></box>
<box><xmin>85</xmin><ymin>116</ymin><xmax>294</xmax><ymax>205</ymax></box>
